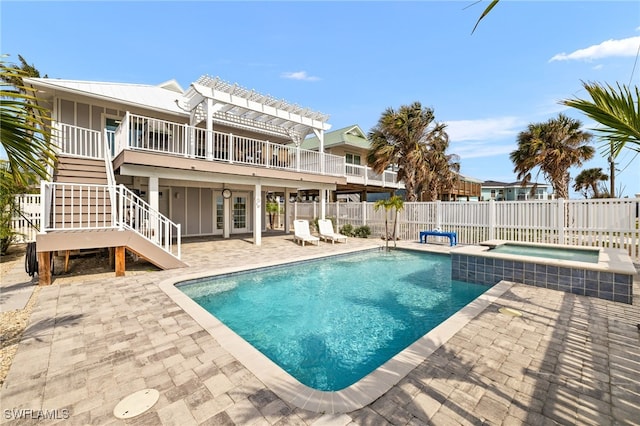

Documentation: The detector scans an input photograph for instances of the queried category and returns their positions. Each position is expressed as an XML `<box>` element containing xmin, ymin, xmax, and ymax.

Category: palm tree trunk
<box><xmin>392</xmin><ymin>209</ymin><xmax>398</xmax><ymax>248</ymax></box>
<box><xmin>384</xmin><ymin>215</ymin><xmax>389</xmax><ymax>250</ymax></box>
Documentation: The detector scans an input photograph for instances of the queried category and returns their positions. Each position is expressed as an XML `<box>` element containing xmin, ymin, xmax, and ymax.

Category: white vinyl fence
<box><xmin>294</xmin><ymin>198</ymin><xmax>640</xmax><ymax>260</ymax></box>
<box><xmin>12</xmin><ymin>195</ymin><xmax>640</xmax><ymax>259</ymax></box>
<box><xmin>10</xmin><ymin>194</ymin><xmax>41</xmax><ymax>243</ymax></box>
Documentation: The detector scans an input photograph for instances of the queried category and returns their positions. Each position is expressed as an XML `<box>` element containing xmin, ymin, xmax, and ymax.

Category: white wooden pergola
<box><xmin>180</xmin><ymin>76</ymin><xmax>333</xmax><ymax>244</ymax></box>
<box><xmin>183</xmin><ymin>75</ymin><xmax>331</xmax><ymax>147</ymax></box>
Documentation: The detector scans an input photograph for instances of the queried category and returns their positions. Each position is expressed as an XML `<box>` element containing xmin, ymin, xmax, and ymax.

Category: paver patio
<box><xmin>1</xmin><ymin>234</ymin><xmax>639</xmax><ymax>425</ymax></box>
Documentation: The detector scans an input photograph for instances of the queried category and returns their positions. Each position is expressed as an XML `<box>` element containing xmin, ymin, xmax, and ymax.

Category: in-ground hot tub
<box><xmin>452</xmin><ymin>240</ymin><xmax>636</xmax><ymax>304</ymax></box>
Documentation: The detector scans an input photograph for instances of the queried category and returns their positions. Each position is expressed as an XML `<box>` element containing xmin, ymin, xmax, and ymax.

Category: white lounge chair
<box><xmin>293</xmin><ymin>220</ymin><xmax>320</xmax><ymax>246</ymax></box>
<box><xmin>318</xmin><ymin>219</ymin><xmax>347</xmax><ymax>244</ymax></box>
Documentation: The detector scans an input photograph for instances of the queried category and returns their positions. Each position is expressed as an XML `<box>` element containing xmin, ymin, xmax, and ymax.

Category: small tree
<box><xmin>374</xmin><ymin>195</ymin><xmax>404</xmax><ymax>250</ymax></box>
<box><xmin>389</xmin><ymin>195</ymin><xmax>404</xmax><ymax>248</ymax></box>
<box><xmin>265</xmin><ymin>197</ymin><xmax>280</xmax><ymax>230</ymax></box>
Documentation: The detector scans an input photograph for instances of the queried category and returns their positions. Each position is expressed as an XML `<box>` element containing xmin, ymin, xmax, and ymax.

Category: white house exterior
<box><xmin>24</xmin><ymin>75</ymin><xmax>399</xmax><ymax>282</ymax></box>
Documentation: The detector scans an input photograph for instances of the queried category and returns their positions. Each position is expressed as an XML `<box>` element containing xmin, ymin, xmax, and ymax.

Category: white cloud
<box><xmin>445</xmin><ymin>116</ymin><xmax>523</xmax><ymax>142</ymax></box>
<box><xmin>550</xmin><ymin>36</ymin><xmax>640</xmax><ymax>62</ymax></box>
<box><xmin>281</xmin><ymin>71</ymin><xmax>320</xmax><ymax>81</ymax></box>
<box><xmin>452</xmin><ymin>141</ymin><xmax>515</xmax><ymax>160</ymax></box>
<box><xmin>444</xmin><ymin>117</ymin><xmax>525</xmax><ymax>160</ymax></box>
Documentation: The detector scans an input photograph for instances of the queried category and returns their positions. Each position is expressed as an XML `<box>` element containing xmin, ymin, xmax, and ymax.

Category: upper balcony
<box><xmin>56</xmin><ymin>112</ymin><xmax>403</xmax><ymax>189</ymax></box>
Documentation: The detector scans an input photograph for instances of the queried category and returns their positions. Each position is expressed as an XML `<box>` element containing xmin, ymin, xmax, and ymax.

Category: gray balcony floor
<box><xmin>1</xmin><ymin>234</ymin><xmax>639</xmax><ymax>425</ymax></box>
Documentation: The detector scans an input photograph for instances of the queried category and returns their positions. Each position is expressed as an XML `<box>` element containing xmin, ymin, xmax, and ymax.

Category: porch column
<box><xmin>223</xmin><ymin>195</ymin><xmax>230</xmax><ymax>239</ymax></box>
<box><xmin>284</xmin><ymin>188</ymin><xmax>291</xmax><ymax>234</ymax></box>
<box><xmin>313</xmin><ymin>129</ymin><xmax>325</xmax><ymax>175</ymax></box>
<box><xmin>320</xmin><ymin>188</ymin><xmax>327</xmax><ymax>220</ymax></box>
<box><xmin>206</xmin><ymin>98</ymin><xmax>214</xmax><ymax>160</ymax></box>
<box><xmin>254</xmin><ymin>183</ymin><xmax>262</xmax><ymax>246</ymax></box>
<box><xmin>149</xmin><ymin>176</ymin><xmax>159</xmax><ymax>240</ymax></box>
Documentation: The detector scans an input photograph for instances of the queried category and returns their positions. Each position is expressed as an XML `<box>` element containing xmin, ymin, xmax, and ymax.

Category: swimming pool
<box><xmin>489</xmin><ymin>242</ymin><xmax>599</xmax><ymax>263</ymax></box>
<box><xmin>177</xmin><ymin>249</ymin><xmax>488</xmax><ymax>391</ymax></box>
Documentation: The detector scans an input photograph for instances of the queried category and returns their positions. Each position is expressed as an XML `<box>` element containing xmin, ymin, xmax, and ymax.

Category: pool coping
<box><xmin>158</xmin><ymin>248</ymin><xmax>513</xmax><ymax>414</ymax></box>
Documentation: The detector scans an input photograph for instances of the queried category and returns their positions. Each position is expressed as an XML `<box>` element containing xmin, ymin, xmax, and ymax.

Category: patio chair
<box><xmin>293</xmin><ymin>220</ymin><xmax>320</xmax><ymax>246</ymax></box>
<box><xmin>317</xmin><ymin>219</ymin><xmax>347</xmax><ymax>244</ymax></box>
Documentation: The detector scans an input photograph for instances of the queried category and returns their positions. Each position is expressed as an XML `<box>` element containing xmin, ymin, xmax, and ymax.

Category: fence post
<box><xmin>489</xmin><ymin>199</ymin><xmax>496</xmax><ymax>240</ymax></box>
<box><xmin>435</xmin><ymin>200</ymin><xmax>442</xmax><ymax>229</ymax></box>
<box><xmin>335</xmin><ymin>201</ymin><xmax>340</xmax><ymax>229</ymax></box>
<box><xmin>556</xmin><ymin>198</ymin><xmax>565</xmax><ymax>244</ymax></box>
<box><xmin>40</xmin><ymin>181</ymin><xmax>48</xmax><ymax>233</ymax></box>
<box><xmin>362</xmin><ymin>201</ymin><xmax>367</xmax><ymax>226</ymax></box>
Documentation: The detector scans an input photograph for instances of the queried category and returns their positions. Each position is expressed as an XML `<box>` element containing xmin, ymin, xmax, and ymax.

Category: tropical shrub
<box><xmin>339</xmin><ymin>223</ymin><xmax>355</xmax><ymax>237</ymax></box>
<box><xmin>354</xmin><ymin>225</ymin><xmax>371</xmax><ymax>238</ymax></box>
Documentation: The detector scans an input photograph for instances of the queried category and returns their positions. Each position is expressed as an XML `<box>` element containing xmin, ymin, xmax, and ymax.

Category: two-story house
<box><xmin>25</xmin><ymin>75</ymin><xmax>352</xmax><ymax>283</ymax></box>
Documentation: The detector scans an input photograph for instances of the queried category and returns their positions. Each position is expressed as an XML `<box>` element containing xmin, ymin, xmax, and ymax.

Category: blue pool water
<box><xmin>178</xmin><ymin>249</ymin><xmax>488</xmax><ymax>391</ymax></box>
<box><xmin>490</xmin><ymin>243</ymin><xmax>599</xmax><ymax>263</ymax></box>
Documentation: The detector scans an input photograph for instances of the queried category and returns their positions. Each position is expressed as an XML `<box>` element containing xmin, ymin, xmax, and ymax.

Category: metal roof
<box><xmin>24</xmin><ymin>78</ymin><xmax>186</xmax><ymax>115</ymax></box>
<box><xmin>300</xmin><ymin>125</ymin><xmax>370</xmax><ymax>150</ymax></box>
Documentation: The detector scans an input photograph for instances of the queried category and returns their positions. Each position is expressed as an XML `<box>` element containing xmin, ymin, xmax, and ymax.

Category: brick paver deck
<box><xmin>1</xmin><ymin>234</ymin><xmax>639</xmax><ymax>425</ymax></box>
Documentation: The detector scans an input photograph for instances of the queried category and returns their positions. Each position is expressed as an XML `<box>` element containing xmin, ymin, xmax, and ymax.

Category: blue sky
<box><xmin>2</xmin><ymin>1</ymin><xmax>639</xmax><ymax>197</ymax></box>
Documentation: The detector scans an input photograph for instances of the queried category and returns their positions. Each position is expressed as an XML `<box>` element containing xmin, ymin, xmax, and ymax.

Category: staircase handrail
<box><xmin>116</xmin><ymin>184</ymin><xmax>181</xmax><ymax>259</ymax></box>
<box><xmin>103</xmin><ymin>129</ymin><xmax>118</xmax><ymax>226</ymax></box>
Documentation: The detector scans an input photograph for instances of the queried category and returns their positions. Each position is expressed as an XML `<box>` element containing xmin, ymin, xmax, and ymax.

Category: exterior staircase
<box><xmin>36</xmin><ymin>154</ymin><xmax>186</xmax><ymax>281</ymax></box>
<box><xmin>51</xmin><ymin>155</ymin><xmax>112</xmax><ymax>229</ymax></box>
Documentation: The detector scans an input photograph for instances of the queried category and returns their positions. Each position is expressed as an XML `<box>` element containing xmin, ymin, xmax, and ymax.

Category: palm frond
<box><xmin>562</xmin><ymin>81</ymin><xmax>640</xmax><ymax>158</ymax></box>
<box><xmin>471</xmin><ymin>0</ymin><xmax>500</xmax><ymax>34</ymax></box>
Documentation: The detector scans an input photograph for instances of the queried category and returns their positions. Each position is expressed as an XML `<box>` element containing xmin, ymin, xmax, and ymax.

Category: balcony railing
<box><xmin>54</xmin><ymin>113</ymin><xmax>402</xmax><ymax>187</ymax></box>
<box><xmin>57</xmin><ymin>123</ymin><xmax>104</xmax><ymax>159</ymax></box>
<box><xmin>40</xmin><ymin>182</ymin><xmax>181</xmax><ymax>259</ymax></box>
<box><xmin>113</xmin><ymin>113</ymin><xmax>347</xmax><ymax>177</ymax></box>
<box><xmin>346</xmin><ymin>164</ymin><xmax>401</xmax><ymax>188</ymax></box>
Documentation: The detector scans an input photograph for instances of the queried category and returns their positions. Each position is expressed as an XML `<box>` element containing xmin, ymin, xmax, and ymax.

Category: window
<box><xmin>345</xmin><ymin>153</ymin><xmax>361</xmax><ymax>165</ymax></box>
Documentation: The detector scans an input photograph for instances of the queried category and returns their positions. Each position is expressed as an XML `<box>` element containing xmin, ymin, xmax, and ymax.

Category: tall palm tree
<box><xmin>510</xmin><ymin>114</ymin><xmax>594</xmax><ymax>199</ymax></box>
<box><xmin>368</xmin><ymin>102</ymin><xmax>455</xmax><ymax>202</ymax></box>
<box><xmin>573</xmin><ymin>167</ymin><xmax>609</xmax><ymax>199</ymax></box>
<box><xmin>416</xmin><ymin>130</ymin><xmax>461</xmax><ymax>201</ymax></box>
<box><xmin>562</xmin><ymin>81</ymin><xmax>640</xmax><ymax>159</ymax></box>
<box><xmin>0</xmin><ymin>56</ymin><xmax>55</xmax><ymax>187</ymax></box>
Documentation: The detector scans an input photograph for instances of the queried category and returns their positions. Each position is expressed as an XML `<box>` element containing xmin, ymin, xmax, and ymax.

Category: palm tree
<box><xmin>510</xmin><ymin>114</ymin><xmax>594</xmax><ymax>199</ymax></box>
<box><xmin>573</xmin><ymin>167</ymin><xmax>609</xmax><ymax>199</ymax></box>
<box><xmin>374</xmin><ymin>198</ymin><xmax>392</xmax><ymax>250</ymax></box>
<box><xmin>0</xmin><ymin>56</ymin><xmax>55</xmax><ymax>186</ymax></box>
<box><xmin>416</xmin><ymin>131</ymin><xmax>461</xmax><ymax>201</ymax></box>
<box><xmin>374</xmin><ymin>195</ymin><xmax>405</xmax><ymax>250</ymax></box>
<box><xmin>388</xmin><ymin>195</ymin><xmax>404</xmax><ymax>248</ymax></box>
<box><xmin>368</xmin><ymin>102</ymin><xmax>454</xmax><ymax>202</ymax></box>
<box><xmin>562</xmin><ymin>81</ymin><xmax>640</xmax><ymax>159</ymax></box>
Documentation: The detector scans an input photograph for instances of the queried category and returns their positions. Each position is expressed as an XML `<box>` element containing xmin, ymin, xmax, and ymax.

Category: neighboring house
<box><xmin>298</xmin><ymin>125</ymin><xmax>403</xmax><ymax>201</ymax></box>
<box><xmin>432</xmin><ymin>174</ymin><xmax>482</xmax><ymax>202</ymax></box>
<box><xmin>481</xmin><ymin>180</ymin><xmax>552</xmax><ymax>201</ymax></box>
<box><xmin>24</xmin><ymin>75</ymin><xmax>351</xmax><ymax>283</ymax></box>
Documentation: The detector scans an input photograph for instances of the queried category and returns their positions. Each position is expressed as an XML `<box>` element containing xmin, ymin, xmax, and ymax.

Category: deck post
<box><xmin>115</xmin><ymin>246</ymin><xmax>125</xmax><ymax>277</ymax></box>
<box><xmin>38</xmin><ymin>251</ymin><xmax>52</xmax><ymax>285</ymax></box>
